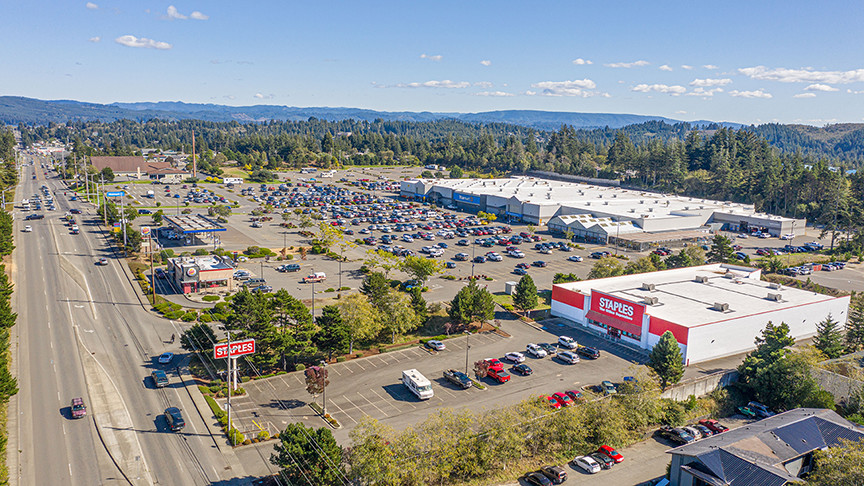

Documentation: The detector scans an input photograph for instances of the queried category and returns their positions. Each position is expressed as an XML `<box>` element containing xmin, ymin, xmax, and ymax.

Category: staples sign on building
<box><xmin>214</xmin><ymin>338</ymin><xmax>256</xmax><ymax>359</ymax></box>
<box><xmin>589</xmin><ymin>290</ymin><xmax>645</xmax><ymax>331</ymax></box>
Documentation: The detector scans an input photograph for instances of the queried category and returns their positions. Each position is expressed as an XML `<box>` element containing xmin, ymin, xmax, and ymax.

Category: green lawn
<box><xmin>492</xmin><ymin>291</ymin><xmax>551</xmax><ymax>311</ymax></box>
<box><xmin>221</xmin><ymin>168</ymin><xmax>250</xmax><ymax>180</ymax></box>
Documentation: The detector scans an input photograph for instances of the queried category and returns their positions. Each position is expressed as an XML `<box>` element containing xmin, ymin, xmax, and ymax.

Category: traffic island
<box><xmin>309</xmin><ymin>402</ymin><xmax>341</xmax><ymax>429</ymax></box>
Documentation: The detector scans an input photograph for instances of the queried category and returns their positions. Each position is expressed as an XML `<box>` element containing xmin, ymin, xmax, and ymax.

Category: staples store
<box><xmin>550</xmin><ymin>264</ymin><xmax>850</xmax><ymax>365</ymax></box>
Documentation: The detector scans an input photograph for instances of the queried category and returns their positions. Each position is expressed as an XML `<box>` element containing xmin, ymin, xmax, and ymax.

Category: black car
<box><xmin>576</xmin><ymin>346</ymin><xmax>600</xmax><ymax>359</ymax></box>
<box><xmin>25</xmin><ymin>214</ymin><xmax>44</xmax><ymax>220</ymax></box>
<box><xmin>70</xmin><ymin>208</ymin><xmax>82</xmax><ymax>214</ymax></box>
<box><xmin>540</xmin><ymin>465</ymin><xmax>567</xmax><ymax>484</ymax></box>
<box><xmin>538</xmin><ymin>343</ymin><xmax>558</xmax><ymax>355</ymax></box>
<box><xmin>589</xmin><ymin>452</ymin><xmax>614</xmax><ymax>469</ymax></box>
<box><xmin>657</xmin><ymin>425</ymin><xmax>695</xmax><ymax>445</ymax></box>
<box><xmin>164</xmin><ymin>407</ymin><xmax>185</xmax><ymax>431</ymax></box>
<box><xmin>532</xmin><ymin>260</ymin><xmax>547</xmax><ymax>267</ymax></box>
<box><xmin>590</xmin><ymin>251</ymin><xmax>610</xmax><ymax>259</ymax></box>
<box><xmin>525</xmin><ymin>472</ymin><xmax>552</xmax><ymax>486</ymax></box>
<box><xmin>512</xmin><ymin>364</ymin><xmax>533</xmax><ymax>376</ymax></box>
<box><xmin>473</xmin><ymin>255</ymin><xmax>487</xmax><ymax>263</ymax></box>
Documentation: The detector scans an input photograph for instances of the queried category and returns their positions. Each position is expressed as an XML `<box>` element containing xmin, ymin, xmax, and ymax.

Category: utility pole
<box><xmin>101</xmin><ymin>174</ymin><xmax>107</xmax><ymax>224</ymax></box>
<box><xmin>149</xmin><ymin>232</ymin><xmax>156</xmax><ymax>304</ymax></box>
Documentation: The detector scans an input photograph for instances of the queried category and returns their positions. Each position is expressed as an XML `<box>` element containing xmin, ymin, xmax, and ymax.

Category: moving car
<box><xmin>71</xmin><ymin>397</ymin><xmax>87</xmax><ymax>419</ymax></box>
<box><xmin>426</xmin><ymin>340</ymin><xmax>445</xmax><ymax>351</ymax></box>
<box><xmin>151</xmin><ymin>370</ymin><xmax>169</xmax><ymax>388</ymax></box>
<box><xmin>597</xmin><ymin>445</ymin><xmax>623</xmax><ymax>463</ymax></box>
<box><xmin>164</xmin><ymin>407</ymin><xmax>186</xmax><ymax>432</ymax></box>
<box><xmin>572</xmin><ymin>455</ymin><xmax>601</xmax><ymax>474</ymax></box>
<box><xmin>97</xmin><ymin>257</ymin><xmax>108</xmax><ymax>266</ymax></box>
<box><xmin>158</xmin><ymin>352</ymin><xmax>174</xmax><ymax>364</ymax></box>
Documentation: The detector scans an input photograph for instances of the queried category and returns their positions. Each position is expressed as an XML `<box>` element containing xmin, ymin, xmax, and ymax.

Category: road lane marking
<box><xmin>68</xmin><ymin>464</ymin><xmax>72</xmax><ymax>476</ymax></box>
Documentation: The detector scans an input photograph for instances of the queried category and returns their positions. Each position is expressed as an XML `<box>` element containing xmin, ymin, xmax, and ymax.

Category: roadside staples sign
<box><xmin>214</xmin><ymin>338</ymin><xmax>256</xmax><ymax>359</ymax></box>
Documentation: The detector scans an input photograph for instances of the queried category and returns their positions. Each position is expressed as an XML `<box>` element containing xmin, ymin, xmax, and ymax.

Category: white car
<box><xmin>540</xmin><ymin>248</ymin><xmax>553</xmax><ymax>254</ymax></box>
<box><xmin>572</xmin><ymin>455</ymin><xmax>601</xmax><ymax>474</ymax></box>
<box><xmin>486</xmin><ymin>253</ymin><xmax>503</xmax><ymax>262</ymax></box>
<box><xmin>402</xmin><ymin>234</ymin><xmax>414</xmax><ymax>242</ymax></box>
<box><xmin>158</xmin><ymin>352</ymin><xmax>175</xmax><ymax>364</ymax></box>
<box><xmin>504</xmin><ymin>351</ymin><xmax>525</xmax><ymax>363</ymax></box>
<box><xmin>568</xmin><ymin>255</ymin><xmax>583</xmax><ymax>262</ymax></box>
<box><xmin>426</xmin><ymin>340</ymin><xmax>445</xmax><ymax>351</ymax></box>
<box><xmin>737</xmin><ymin>233</ymin><xmax>749</xmax><ymax>239</ymax></box>
<box><xmin>526</xmin><ymin>343</ymin><xmax>547</xmax><ymax>358</ymax></box>
<box><xmin>557</xmin><ymin>336</ymin><xmax>578</xmax><ymax>349</ymax></box>
<box><xmin>23</xmin><ymin>225</ymin><xmax>32</xmax><ymax>232</ymax></box>
<box><xmin>509</xmin><ymin>250</ymin><xmax>525</xmax><ymax>258</ymax></box>
<box><xmin>556</xmin><ymin>351</ymin><xmax>580</xmax><ymax>364</ymax></box>
<box><xmin>780</xmin><ymin>234</ymin><xmax>795</xmax><ymax>240</ymax></box>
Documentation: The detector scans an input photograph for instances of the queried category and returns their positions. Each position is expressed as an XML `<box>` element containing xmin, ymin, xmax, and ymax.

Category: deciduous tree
<box><xmin>588</xmin><ymin>257</ymin><xmax>625</xmax><ymax>279</ymax></box>
<box><xmin>399</xmin><ymin>255</ymin><xmax>443</xmax><ymax>285</ymax></box>
<box><xmin>808</xmin><ymin>438</ymin><xmax>864</xmax><ymax>486</ymax></box>
<box><xmin>336</xmin><ymin>293</ymin><xmax>381</xmax><ymax>354</ymax></box>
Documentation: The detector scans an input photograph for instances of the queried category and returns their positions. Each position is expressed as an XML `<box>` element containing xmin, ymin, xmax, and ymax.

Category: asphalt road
<box><xmin>11</xmin><ymin>155</ymin><xmax>255</xmax><ymax>485</ymax></box>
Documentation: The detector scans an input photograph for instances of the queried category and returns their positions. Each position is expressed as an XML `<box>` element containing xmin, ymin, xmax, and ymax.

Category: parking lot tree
<box><xmin>365</xmin><ymin>249</ymin><xmax>401</xmax><ymax>277</ymax></box>
<box><xmin>449</xmin><ymin>166</ymin><xmax>463</xmax><ymax>178</ymax></box>
<box><xmin>845</xmin><ymin>293</ymin><xmax>864</xmax><ymax>352</ymax></box>
<box><xmin>100</xmin><ymin>166</ymin><xmax>114</xmax><ymax>182</ymax></box>
<box><xmin>336</xmin><ymin>293</ymin><xmax>382</xmax><ymax>354</ymax></box>
<box><xmin>271</xmin><ymin>422</ymin><xmax>345</xmax><ymax>486</ymax></box>
<box><xmin>298</xmin><ymin>214</ymin><xmax>313</xmax><ymax>232</ymax></box>
<box><xmin>380</xmin><ymin>288</ymin><xmax>420</xmax><ymax>343</ymax></box>
<box><xmin>526</xmin><ymin>224</ymin><xmax>536</xmax><ymax>235</ymax></box>
<box><xmin>151</xmin><ymin>211</ymin><xmax>163</xmax><ymax>225</ymax></box>
<box><xmin>648</xmin><ymin>331</ymin><xmax>685</xmax><ymax>389</ymax></box>
<box><xmin>473</xmin><ymin>359</ymin><xmax>490</xmax><ymax>379</ymax></box>
<box><xmin>399</xmin><ymin>254</ymin><xmax>443</xmax><ymax>285</ymax></box>
<box><xmin>512</xmin><ymin>274</ymin><xmax>538</xmax><ymax>314</ymax></box>
<box><xmin>315</xmin><ymin>305</ymin><xmax>349</xmax><ymax>360</ymax></box>
<box><xmin>360</xmin><ymin>271</ymin><xmax>390</xmax><ymax>310</ymax></box>
<box><xmin>814</xmin><ymin>314</ymin><xmax>844</xmax><ymax>359</ymax></box>
<box><xmin>624</xmin><ymin>256</ymin><xmax>659</xmax><ymax>275</ymax></box>
<box><xmin>409</xmin><ymin>287</ymin><xmax>428</xmax><ymax>324</ymax></box>
<box><xmin>448</xmin><ymin>279</ymin><xmax>495</xmax><ymax>328</ymax></box>
<box><xmin>180</xmin><ymin>322</ymin><xmax>217</xmax><ymax>353</ymax></box>
<box><xmin>226</xmin><ymin>290</ymin><xmax>281</xmax><ymax>371</ymax></box>
<box><xmin>588</xmin><ymin>256</ymin><xmax>625</xmax><ymax>279</ymax></box>
<box><xmin>706</xmin><ymin>234</ymin><xmax>735</xmax><ymax>263</ymax></box>
<box><xmin>271</xmin><ymin>290</ymin><xmax>316</xmax><ymax>366</ymax></box>
<box><xmin>123</xmin><ymin>206</ymin><xmax>138</xmax><ymax>224</ymax></box>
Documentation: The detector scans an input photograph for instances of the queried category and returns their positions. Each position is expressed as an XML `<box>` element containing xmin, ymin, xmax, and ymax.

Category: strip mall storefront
<box><xmin>551</xmin><ymin>285</ymin><xmax>689</xmax><ymax>360</ymax></box>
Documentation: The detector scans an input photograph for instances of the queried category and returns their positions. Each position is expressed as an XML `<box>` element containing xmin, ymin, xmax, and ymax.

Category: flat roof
<box><xmin>170</xmin><ymin>256</ymin><xmax>232</xmax><ymax>271</ymax></box>
<box><xmin>163</xmin><ymin>214</ymin><xmax>226</xmax><ymax>233</ymax></box>
<box><xmin>554</xmin><ymin>264</ymin><xmax>841</xmax><ymax>328</ymax></box>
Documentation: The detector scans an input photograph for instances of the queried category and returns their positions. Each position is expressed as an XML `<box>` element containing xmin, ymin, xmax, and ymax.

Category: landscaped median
<box><xmin>202</xmin><ymin>393</ymin><xmax>276</xmax><ymax>446</ymax></box>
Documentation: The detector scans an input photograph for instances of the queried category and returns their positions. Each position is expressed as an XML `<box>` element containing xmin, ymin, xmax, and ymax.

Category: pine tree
<box><xmin>706</xmin><ymin>234</ymin><xmax>735</xmax><ymax>263</ymax></box>
<box><xmin>315</xmin><ymin>305</ymin><xmax>349</xmax><ymax>361</ymax></box>
<box><xmin>647</xmin><ymin>331</ymin><xmax>684</xmax><ymax>389</ymax></box>
<box><xmin>814</xmin><ymin>314</ymin><xmax>844</xmax><ymax>359</ymax></box>
<box><xmin>360</xmin><ymin>272</ymin><xmax>389</xmax><ymax>311</ymax></box>
<box><xmin>846</xmin><ymin>293</ymin><xmax>864</xmax><ymax>352</ymax></box>
<box><xmin>512</xmin><ymin>275</ymin><xmax>538</xmax><ymax>314</ymax></box>
<box><xmin>409</xmin><ymin>287</ymin><xmax>428</xmax><ymax>324</ymax></box>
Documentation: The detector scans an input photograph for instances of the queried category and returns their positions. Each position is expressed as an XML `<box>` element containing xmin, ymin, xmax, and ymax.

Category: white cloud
<box><xmin>254</xmin><ymin>93</ymin><xmax>274</xmax><ymax>99</ymax></box>
<box><xmin>223</xmin><ymin>95</ymin><xmax>236</xmax><ymax>100</ymax></box>
<box><xmin>847</xmin><ymin>89</ymin><xmax>864</xmax><ymax>94</ymax></box>
<box><xmin>703</xmin><ymin>64</ymin><xmax>718</xmax><ymax>70</ymax></box>
<box><xmin>88</xmin><ymin>36</ymin><xmax>101</xmax><ymax>43</ymax></box>
<box><xmin>805</xmin><ymin>83</ymin><xmax>838</xmax><ymax>92</ymax></box>
<box><xmin>631</xmin><ymin>84</ymin><xmax>686</xmax><ymax>95</ymax></box>
<box><xmin>572</xmin><ymin>58</ymin><xmax>593</xmax><ymax>65</ymax></box>
<box><xmin>474</xmin><ymin>91</ymin><xmax>514</xmax><ymax>97</ymax></box>
<box><xmin>686</xmin><ymin>87</ymin><xmax>724</xmax><ymax>97</ymax></box>
<box><xmin>524</xmin><ymin>90</ymin><xmax>536</xmax><ymax>96</ymax></box>
<box><xmin>420</xmin><ymin>53</ymin><xmax>442</xmax><ymax>62</ymax></box>
<box><xmin>680</xmin><ymin>65</ymin><xmax>693</xmax><ymax>70</ymax></box>
<box><xmin>604</xmin><ymin>60</ymin><xmax>649</xmax><ymax>68</ymax></box>
<box><xmin>729</xmin><ymin>89</ymin><xmax>772</xmax><ymax>99</ymax></box>
<box><xmin>659</xmin><ymin>64</ymin><xmax>673</xmax><ymax>72</ymax></box>
<box><xmin>689</xmin><ymin>78</ymin><xmax>732</xmax><ymax>87</ymax></box>
<box><xmin>530</xmin><ymin>79</ymin><xmax>600</xmax><ymax>97</ymax></box>
<box><xmin>793</xmin><ymin>93</ymin><xmax>817</xmax><ymax>98</ymax></box>
<box><xmin>473</xmin><ymin>81</ymin><xmax>493</xmax><ymax>88</ymax></box>
<box><xmin>739</xmin><ymin>65</ymin><xmax>864</xmax><ymax>84</ymax></box>
<box><xmin>480</xmin><ymin>60</ymin><xmax>492</xmax><ymax>66</ymax></box>
<box><xmin>85</xmin><ymin>2</ymin><xmax>98</xmax><ymax>9</ymax></box>
<box><xmin>115</xmin><ymin>35</ymin><xmax>172</xmax><ymax>50</ymax></box>
<box><xmin>166</xmin><ymin>5</ymin><xmax>187</xmax><ymax>19</ymax></box>
<box><xmin>674</xmin><ymin>110</ymin><xmax>688</xmax><ymax>115</ymax></box>
<box><xmin>392</xmin><ymin>80</ymin><xmax>470</xmax><ymax>89</ymax></box>
<box><xmin>190</xmin><ymin>11</ymin><xmax>209</xmax><ymax>20</ymax></box>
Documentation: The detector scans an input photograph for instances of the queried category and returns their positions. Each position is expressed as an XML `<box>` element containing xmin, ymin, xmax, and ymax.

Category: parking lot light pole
<box><xmin>320</xmin><ymin>360</ymin><xmax>327</xmax><ymax>415</ymax></box>
<box><xmin>464</xmin><ymin>332</ymin><xmax>471</xmax><ymax>375</ymax></box>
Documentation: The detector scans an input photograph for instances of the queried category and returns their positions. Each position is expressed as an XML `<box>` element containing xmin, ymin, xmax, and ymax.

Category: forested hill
<box><xmin>747</xmin><ymin>123</ymin><xmax>864</xmax><ymax>162</ymax></box>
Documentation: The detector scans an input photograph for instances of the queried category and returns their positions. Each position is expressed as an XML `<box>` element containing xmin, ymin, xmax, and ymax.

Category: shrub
<box><xmin>295</xmin><ymin>364</ymin><xmax>306</xmax><ymax>371</ymax></box>
<box><xmin>242</xmin><ymin>439</ymin><xmax>252</xmax><ymax>446</ymax></box>
<box><xmin>202</xmin><ymin>295</ymin><xmax>220</xmax><ymax>302</ymax></box>
<box><xmin>257</xmin><ymin>430</ymin><xmax>270</xmax><ymax>440</ymax></box>
<box><xmin>228</xmin><ymin>428</ymin><xmax>245</xmax><ymax>445</ymax></box>
<box><xmin>339</xmin><ymin>286</ymin><xmax>350</xmax><ymax>291</ymax></box>
<box><xmin>198</xmin><ymin>385</ymin><xmax>210</xmax><ymax>394</ymax></box>
<box><xmin>170</xmin><ymin>303</ymin><xmax>183</xmax><ymax>312</ymax></box>
<box><xmin>336</xmin><ymin>356</ymin><xmax>346</xmax><ymax>363</ymax></box>
<box><xmin>193</xmin><ymin>248</ymin><xmax>209</xmax><ymax>256</ymax></box>
<box><xmin>181</xmin><ymin>311</ymin><xmax>198</xmax><ymax>322</ymax></box>
<box><xmin>209</xmin><ymin>385</ymin><xmax>222</xmax><ymax>394</ymax></box>
<box><xmin>241</xmin><ymin>376</ymin><xmax>251</xmax><ymax>383</ymax></box>
<box><xmin>325</xmin><ymin>288</ymin><xmax>335</xmax><ymax>293</ymax></box>
<box><xmin>199</xmin><ymin>314</ymin><xmax>213</xmax><ymax>323</ymax></box>
<box><xmin>164</xmin><ymin>310</ymin><xmax>184</xmax><ymax>320</ymax></box>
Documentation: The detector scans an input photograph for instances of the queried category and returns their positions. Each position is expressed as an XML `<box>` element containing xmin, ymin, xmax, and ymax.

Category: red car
<box><xmin>487</xmin><ymin>367</ymin><xmax>511</xmax><ymax>383</ymax></box>
<box><xmin>699</xmin><ymin>419</ymin><xmax>729</xmax><ymax>434</ymax></box>
<box><xmin>484</xmin><ymin>358</ymin><xmax>503</xmax><ymax>370</ymax></box>
<box><xmin>543</xmin><ymin>395</ymin><xmax>561</xmax><ymax>409</ymax></box>
<box><xmin>552</xmin><ymin>392</ymin><xmax>573</xmax><ymax>407</ymax></box>
<box><xmin>597</xmin><ymin>445</ymin><xmax>623</xmax><ymax>464</ymax></box>
<box><xmin>564</xmin><ymin>389</ymin><xmax>584</xmax><ymax>401</ymax></box>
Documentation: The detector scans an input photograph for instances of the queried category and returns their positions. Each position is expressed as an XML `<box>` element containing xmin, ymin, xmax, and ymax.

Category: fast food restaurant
<box><xmin>550</xmin><ymin>264</ymin><xmax>850</xmax><ymax>365</ymax></box>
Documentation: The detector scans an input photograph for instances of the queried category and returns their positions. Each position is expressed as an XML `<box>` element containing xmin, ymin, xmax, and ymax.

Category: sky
<box><xmin>3</xmin><ymin>1</ymin><xmax>864</xmax><ymax>125</ymax></box>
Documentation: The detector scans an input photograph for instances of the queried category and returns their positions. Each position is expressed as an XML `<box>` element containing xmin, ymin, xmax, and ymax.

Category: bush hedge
<box><xmin>181</xmin><ymin>311</ymin><xmax>198</xmax><ymax>322</ymax></box>
<box><xmin>202</xmin><ymin>295</ymin><xmax>220</xmax><ymax>302</ymax></box>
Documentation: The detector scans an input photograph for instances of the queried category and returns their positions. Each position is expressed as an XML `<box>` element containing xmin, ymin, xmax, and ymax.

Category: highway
<box><xmin>11</xmin><ymin>153</ymin><xmax>250</xmax><ymax>485</ymax></box>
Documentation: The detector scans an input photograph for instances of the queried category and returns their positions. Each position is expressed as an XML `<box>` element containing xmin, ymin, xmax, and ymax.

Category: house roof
<box><xmin>668</xmin><ymin>408</ymin><xmax>864</xmax><ymax>485</ymax></box>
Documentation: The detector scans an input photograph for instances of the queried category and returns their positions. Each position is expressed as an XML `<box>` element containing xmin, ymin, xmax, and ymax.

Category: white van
<box><xmin>402</xmin><ymin>369</ymin><xmax>433</xmax><ymax>400</ymax></box>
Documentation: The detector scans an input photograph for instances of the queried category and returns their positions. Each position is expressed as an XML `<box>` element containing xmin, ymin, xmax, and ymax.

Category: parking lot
<box><xmin>224</xmin><ymin>314</ymin><xmax>648</xmax><ymax>442</ymax></box>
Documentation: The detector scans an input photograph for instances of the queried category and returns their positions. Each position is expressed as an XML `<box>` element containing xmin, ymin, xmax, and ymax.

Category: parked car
<box><xmin>543</xmin><ymin>395</ymin><xmax>561</xmax><ymax>409</ymax></box>
<box><xmin>442</xmin><ymin>369</ymin><xmax>472</xmax><ymax>389</ymax></box>
<box><xmin>540</xmin><ymin>465</ymin><xmax>568</xmax><ymax>484</ymax></box>
<box><xmin>526</xmin><ymin>343</ymin><xmax>547</xmax><ymax>358</ymax></box>
<box><xmin>597</xmin><ymin>445</ymin><xmax>623</xmax><ymax>463</ymax></box>
<box><xmin>525</xmin><ymin>472</ymin><xmax>553</xmax><ymax>486</ymax></box>
<box><xmin>532</xmin><ymin>260</ymin><xmax>547</xmax><ymax>267</ymax></box>
<box><xmin>512</xmin><ymin>364</ymin><xmax>533</xmax><ymax>376</ymax></box>
<box><xmin>277</xmin><ymin>264</ymin><xmax>301</xmax><ymax>272</ymax></box>
<box><xmin>504</xmin><ymin>351</ymin><xmax>525</xmax><ymax>363</ymax></box>
<box><xmin>557</xmin><ymin>336</ymin><xmax>577</xmax><ymax>349</ymax></box>
<box><xmin>572</xmin><ymin>455</ymin><xmax>601</xmax><ymax>474</ymax></box>
<box><xmin>487</xmin><ymin>367</ymin><xmax>511</xmax><ymax>383</ymax></box>
<box><xmin>567</xmin><ymin>255</ymin><xmax>583</xmax><ymax>262</ymax></box>
<box><xmin>164</xmin><ymin>407</ymin><xmax>186</xmax><ymax>432</ymax></box>
<box><xmin>699</xmin><ymin>419</ymin><xmax>729</xmax><ymax>434</ymax></box>
<box><xmin>600</xmin><ymin>380</ymin><xmax>617</xmax><ymax>395</ymax></box>
<box><xmin>657</xmin><ymin>425</ymin><xmax>696</xmax><ymax>445</ymax></box>
<box><xmin>514</xmin><ymin>267</ymin><xmax>528</xmax><ymax>275</ymax></box>
<box><xmin>683</xmin><ymin>426</ymin><xmax>704</xmax><ymax>440</ymax></box>
<box><xmin>564</xmin><ymin>389</ymin><xmax>583</xmax><ymax>401</ymax></box>
<box><xmin>555</xmin><ymin>351</ymin><xmax>580</xmax><ymax>364</ymax></box>
<box><xmin>23</xmin><ymin>225</ymin><xmax>32</xmax><ymax>233</ymax></box>
<box><xmin>538</xmin><ymin>343</ymin><xmax>558</xmax><ymax>355</ymax></box>
<box><xmin>694</xmin><ymin>424</ymin><xmax>715</xmax><ymax>438</ymax></box>
<box><xmin>426</xmin><ymin>340</ymin><xmax>445</xmax><ymax>351</ymax></box>
<box><xmin>551</xmin><ymin>392</ymin><xmax>573</xmax><ymax>407</ymax></box>
<box><xmin>747</xmin><ymin>401</ymin><xmax>775</xmax><ymax>418</ymax></box>
<box><xmin>590</xmin><ymin>452</ymin><xmax>614</xmax><ymax>469</ymax></box>
<box><xmin>576</xmin><ymin>346</ymin><xmax>600</xmax><ymax>359</ymax></box>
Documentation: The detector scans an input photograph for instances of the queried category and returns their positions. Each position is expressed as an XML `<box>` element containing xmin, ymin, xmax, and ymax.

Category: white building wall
<box><xmin>550</xmin><ymin>300</ymin><xmax>586</xmax><ymax>323</ymax></box>
<box><xmin>639</xmin><ymin>214</ymin><xmax>711</xmax><ymax>232</ymax></box>
<box><xmin>685</xmin><ymin>296</ymin><xmax>851</xmax><ymax>364</ymax></box>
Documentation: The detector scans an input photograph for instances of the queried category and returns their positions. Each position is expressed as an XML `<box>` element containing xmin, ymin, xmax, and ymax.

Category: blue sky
<box><xmin>3</xmin><ymin>1</ymin><xmax>864</xmax><ymax>125</ymax></box>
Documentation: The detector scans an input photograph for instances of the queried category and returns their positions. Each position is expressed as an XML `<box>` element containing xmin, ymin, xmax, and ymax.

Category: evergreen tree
<box><xmin>846</xmin><ymin>293</ymin><xmax>864</xmax><ymax>352</ymax></box>
<box><xmin>315</xmin><ymin>305</ymin><xmax>349</xmax><ymax>360</ymax></box>
<box><xmin>180</xmin><ymin>323</ymin><xmax>217</xmax><ymax>352</ymax></box>
<box><xmin>647</xmin><ymin>331</ymin><xmax>684</xmax><ymax>389</ymax></box>
<box><xmin>448</xmin><ymin>280</ymin><xmax>495</xmax><ymax>328</ymax></box>
<box><xmin>271</xmin><ymin>423</ymin><xmax>346</xmax><ymax>486</ymax></box>
<box><xmin>409</xmin><ymin>287</ymin><xmax>428</xmax><ymax>324</ymax></box>
<box><xmin>814</xmin><ymin>314</ymin><xmax>844</xmax><ymax>359</ymax></box>
<box><xmin>360</xmin><ymin>271</ymin><xmax>389</xmax><ymax>311</ymax></box>
<box><xmin>512</xmin><ymin>275</ymin><xmax>538</xmax><ymax>314</ymax></box>
<box><xmin>706</xmin><ymin>234</ymin><xmax>735</xmax><ymax>263</ymax></box>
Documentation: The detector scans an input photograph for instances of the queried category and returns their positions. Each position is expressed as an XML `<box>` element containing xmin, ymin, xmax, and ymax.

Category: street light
<box><xmin>464</xmin><ymin>332</ymin><xmax>471</xmax><ymax>375</ymax></box>
<box><xmin>320</xmin><ymin>360</ymin><xmax>327</xmax><ymax>415</ymax></box>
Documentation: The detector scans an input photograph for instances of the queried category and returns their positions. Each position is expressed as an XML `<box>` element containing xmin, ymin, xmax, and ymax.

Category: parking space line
<box><xmin>278</xmin><ymin>376</ymin><xmax>292</xmax><ymax>390</ymax></box>
<box><xmin>351</xmin><ymin>360</ymin><xmax>366</xmax><ymax>371</ymax></box>
<box><xmin>356</xmin><ymin>392</ymin><xmax>389</xmax><ymax>417</ymax></box>
<box><xmin>329</xmin><ymin>366</ymin><xmax>342</xmax><ymax>376</ymax></box>
<box><xmin>329</xmin><ymin>400</ymin><xmax>357</xmax><ymax>425</ymax></box>
<box><xmin>368</xmin><ymin>388</ymin><xmax>403</xmax><ymax>414</ymax></box>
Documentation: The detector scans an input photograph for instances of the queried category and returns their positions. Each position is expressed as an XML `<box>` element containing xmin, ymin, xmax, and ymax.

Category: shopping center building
<box><xmin>550</xmin><ymin>264</ymin><xmax>850</xmax><ymax>365</ymax></box>
<box><xmin>400</xmin><ymin>177</ymin><xmax>805</xmax><ymax>247</ymax></box>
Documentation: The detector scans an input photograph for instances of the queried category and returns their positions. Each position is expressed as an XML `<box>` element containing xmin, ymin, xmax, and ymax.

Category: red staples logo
<box><xmin>598</xmin><ymin>297</ymin><xmax>634</xmax><ymax>319</ymax></box>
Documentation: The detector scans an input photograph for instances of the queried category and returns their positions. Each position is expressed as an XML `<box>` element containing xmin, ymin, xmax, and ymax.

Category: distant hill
<box><xmin>746</xmin><ymin>123</ymin><xmax>864</xmax><ymax>162</ymax></box>
<box><xmin>1</xmin><ymin>96</ymin><xmax>739</xmax><ymax>130</ymax></box>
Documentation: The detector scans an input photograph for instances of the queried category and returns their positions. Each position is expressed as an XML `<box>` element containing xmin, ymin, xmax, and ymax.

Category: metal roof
<box><xmin>162</xmin><ymin>214</ymin><xmax>226</xmax><ymax>233</ymax></box>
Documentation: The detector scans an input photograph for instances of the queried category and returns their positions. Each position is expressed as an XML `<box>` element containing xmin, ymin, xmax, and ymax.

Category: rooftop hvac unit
<box><xmin>604</xmin><ymin>201</ymin><xmax>609</xmax><ymax>205</ymax></box>
<box><xmin>613</xmin><ymin>194</ymin><xmax>618</xmax><ymax>198</ymax></box>
<box><xmin>695</xmin><ymin>276</ymin><xmax>709</xmax><ymax>283</ymax></box>
<box><xmin>630</xmin><ymin>209</ymin><xmax>636</xmax><ymax>213</ymax></box>
<box><xmin>641</xmin><ymin>283</ymin><xmax>656</xmax><ymax>291</ymax></box>
<box><xmin>640</xmin><ymin>200</ymin><xmax>645</xmax><ymax>204</ymax></box>
<box><xmin>713</xmin><ymin>302</ymin><xmax>730</xmax><ymax>312</ymax></box>
<box><xmin>643</xmin><ymin>296</ymin><xmax>659</xmax><ymax>305</ymax></box>
<box><xmin>648</xmin><ymin>208</ymin><xmax>654</xmax><ymax>212</ymax></box>
<box><xmin>769</xmin><ymin>283</ymin><xmax>782</xmax><ymax>290</ymax></box>
<box><xmin>767</xmin><ymin>293</ymin><xmax>782</xmax><ymax>302</ymax></box>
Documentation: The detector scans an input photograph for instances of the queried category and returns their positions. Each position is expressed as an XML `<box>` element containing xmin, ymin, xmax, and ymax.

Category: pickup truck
<box><xmin>151</xmin><ymin>370</ymin><xmax>169</xmax><ymax>388</ymax></box>
<box><xmin>303</xmin><ymin>272</ymin><xmax>326</xmax><ymax>283</ymax></box>
<box><xmin>487</xmin><ymin>367</ymin><xmax>511</xmax><ymax>383</ymax></box>
<box><xmin>443</xmin><ymin>369</ymin><xmax>473</xmax><ymax>389</ymax></box>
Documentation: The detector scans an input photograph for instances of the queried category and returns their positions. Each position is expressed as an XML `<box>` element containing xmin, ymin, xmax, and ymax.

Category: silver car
<box><xmin>572</xmin><ymin>455</ymin><xmax>601</xmax><ymax>474</ymax></box>
<box><xmin>556</xmin><ymin>351</ymin><xmax>580</xmax><ymax>364</ymax></box>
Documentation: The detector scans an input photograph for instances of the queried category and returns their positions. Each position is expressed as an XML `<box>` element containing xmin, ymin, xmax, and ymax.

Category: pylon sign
<box><xmin>214</xmin><ymin>338</ymin><xmax>256</xmax><ymax>359</ymax></box>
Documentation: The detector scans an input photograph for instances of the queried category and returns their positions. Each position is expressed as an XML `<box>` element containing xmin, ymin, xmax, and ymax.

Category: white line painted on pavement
<box><xmin>68</xmin><ymin>463</ymin><xmax>72</xmax><ymax>476</ymax></box>
<box><xmin>356</xmin><ymin>392</ymin><xmax>388</xmax><ymax>417</ymax></box>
